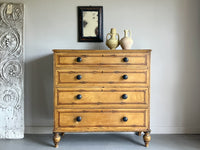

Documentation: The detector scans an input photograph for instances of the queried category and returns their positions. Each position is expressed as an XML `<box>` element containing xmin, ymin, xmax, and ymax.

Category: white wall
<box><xmin>4</xmin><ymin>0</ymin><xmax>200</xmax><ymax>134</ymax></box>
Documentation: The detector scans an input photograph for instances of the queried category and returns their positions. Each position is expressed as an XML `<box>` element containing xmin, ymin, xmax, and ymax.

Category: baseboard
<box><xmin>25</xmin><ymin>126</ymin><xmax>53</xmax><ymax>134</ymax></box>
<box><xmin>151</xmin><ymin>127</ymin><xmax>200</xmax><ymax>134</ymax></box>
<box><xmin>25</xmin><ymin>126</ymin><xmax>200</xmax><ymax>134</ymax></box>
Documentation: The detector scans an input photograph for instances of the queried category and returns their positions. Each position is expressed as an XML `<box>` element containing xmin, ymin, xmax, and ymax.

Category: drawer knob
<box><xmin>122</xmin><ymin>94</ymin><xmax>128</xmax><ymax>99</ymax></box>
<box><xmin>123</xmin><ymin>57</ymin><xmax>129</xmax><ymax>62</ymax></box>
<box><xmin>123</xmin><ymin>117</ymin><xmax>128</xmax><ymax>122</ymax></box>
<box><xmin>76</xmin><ymin>116</ymin><xmax>82</xmax><ymax>122</ymax></box>
<box><xmin>77</xmin><ymin>57</ymin><xmax>82</xmax><ymax>62</ymax></box>
<box><xmin>76</xmin><ymin>75</ymin><xmax>82</xmax><ymax>80</ymax></box>
<box><xmin>122</xmin><ymin>74</ymin><xmax>128</xmax><ymax>79</ymax></box>
<box><xmin>76</xmin><ymin>94</ymin><xmax>82</xmax><ymax>99</ymax></box>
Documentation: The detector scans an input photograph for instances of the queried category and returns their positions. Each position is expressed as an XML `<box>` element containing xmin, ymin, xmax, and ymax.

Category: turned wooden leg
<box><xmin>136</xmin><ymin>132</ymin><xmax>142</xmax><ymax>136</ymax></box>
<box><xmin>143</xmin><ymin>131</ymin><xmax>151</xmax><ymax>147</ymax></box>
<box><xmin>60</xmin><ymin>132</ymin><xmax>64</xmax><ymax>136</ymax></box>
<box><xmin>53</xmin><ymin>132</ymin><xmax>61</xmax><ymax>148</ymax></box>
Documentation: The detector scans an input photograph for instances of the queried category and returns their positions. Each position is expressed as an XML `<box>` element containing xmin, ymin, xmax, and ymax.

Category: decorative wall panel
<box><xmin>0</xmin><ymin>3</ymin><xmax>24</xmax><ymax>139</ymax></box>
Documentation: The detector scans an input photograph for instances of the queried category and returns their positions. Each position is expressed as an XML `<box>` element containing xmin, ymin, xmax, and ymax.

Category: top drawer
<box><xmin>55</xmin><ymin>53</ymin><xmax>149</xmax><ymax>68</ymax></box>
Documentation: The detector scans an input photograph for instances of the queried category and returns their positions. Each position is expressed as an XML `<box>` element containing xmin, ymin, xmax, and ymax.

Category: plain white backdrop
<box><xmin>3</xmin><ymin>0</ymin><xmax>200</xmax><ymax>134</ymax></box>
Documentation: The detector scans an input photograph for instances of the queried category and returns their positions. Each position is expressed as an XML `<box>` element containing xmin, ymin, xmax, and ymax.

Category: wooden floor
<box><xmin>0</xmin><ymin>134</ymin><xmax>200</xmax><ymax>150</ymax></box>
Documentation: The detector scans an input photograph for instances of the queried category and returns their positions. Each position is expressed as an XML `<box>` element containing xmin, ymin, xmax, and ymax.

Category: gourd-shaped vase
<box><xmin>106</xmin><ymin>28</ymin><xmax>120</xmax><ymax>50</ymax></box>
<box><xmin>120</xmin><ymin>30</ymin><xmax>133</xmax><ymax>50</ymax></box>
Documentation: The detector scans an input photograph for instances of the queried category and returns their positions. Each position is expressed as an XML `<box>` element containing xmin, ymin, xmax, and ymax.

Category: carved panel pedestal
<box><xmin>0</xmin><ymin>3</ymin><xmax>24</xmax><ymax>139</ymax></box>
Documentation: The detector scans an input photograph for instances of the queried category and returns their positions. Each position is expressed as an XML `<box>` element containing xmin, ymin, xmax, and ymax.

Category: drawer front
<box><xmin>56</xmin><ymin>70</ymin><xmax>148</xmax><ymax>86</ymax></box>
<box><xmin>55</xmin><ymin>53</ymin><xmax>148</xmax><ymax>66</ymax></box>
<box><xmin>56</xmin><ymin>109</ymin><xmax>148</xmax><ymax>128</ymax></box>
<box><xmin>56</xmin><ymin>88</ymin><xmax>148</xmax><ymax>105</ymax></box>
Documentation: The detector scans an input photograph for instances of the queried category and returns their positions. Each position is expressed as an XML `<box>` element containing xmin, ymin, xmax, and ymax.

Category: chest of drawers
<box><xmin>53</xmin><ymin>50</ymin><xmax>151</xmax><ymax>148</ymax></box>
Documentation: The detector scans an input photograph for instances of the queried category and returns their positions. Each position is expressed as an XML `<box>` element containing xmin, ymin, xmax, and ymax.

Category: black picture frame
<box><xmin>78</xmin><ymin>6</ymin><xmax>103</xmax><ymax>42</ymax></box>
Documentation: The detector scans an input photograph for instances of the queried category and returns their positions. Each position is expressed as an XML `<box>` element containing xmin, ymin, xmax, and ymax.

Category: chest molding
<box><xmin>53</xmin><ymin>49</ymin><xmax>151</xmax><ymax>148</ymax></box>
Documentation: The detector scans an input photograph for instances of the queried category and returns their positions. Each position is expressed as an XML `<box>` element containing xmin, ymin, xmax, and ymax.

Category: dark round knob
<box><xmin>123</xmin><ymin>117</ymin><xmax>128</xmax><ymax>122</ymax></box>
<box><xmin>77</xmin><ymin>57</ymin><xmax>82</xmax><ymax>62</ymax></box>
<box><xmin>122</xmin><ymin>94</ymin><xmax>128</xmax><ymax>99</ymax></box>
<box><xmin>76</xmin><ymin>94</ymin><xmax>82</xmax><ymax>99</ymax></box>
<box><xmin>76</xmin><ymin>116</ymin><xmax>82</xmax><ymax>122</ymax></box>
<box><xmin>122</xmin><ymin>75</ymin><xmax>128</xmax><ymax>79</ymax></box>
<box><xmin>77</xmin><ymin>75</ymin><xmax>82</xmax><ymax>80</ymax></box>
<box><xmin>123</xmin><ymin>57</ymin><xmax>129</xmax><ymax>62</ymax></box>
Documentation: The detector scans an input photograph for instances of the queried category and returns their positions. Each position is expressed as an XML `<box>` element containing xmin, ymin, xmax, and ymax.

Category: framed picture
<box><xmin>78</xmin><ymin>6</ymin><xmax>103</xmax><ymax>42</ymax></box>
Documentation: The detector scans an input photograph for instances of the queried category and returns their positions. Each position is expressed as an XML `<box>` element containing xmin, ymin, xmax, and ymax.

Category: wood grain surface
<box><xmin>53</xmin><ymin>49</ymin><xmax>151</xmax><ymax>147</ymax></box>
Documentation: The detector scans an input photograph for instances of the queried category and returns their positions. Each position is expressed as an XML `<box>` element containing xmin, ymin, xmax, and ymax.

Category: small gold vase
<box><xmin>106</xmin><ymin>28</ymin><xmax>120</xmax><ymax>50</ymax></box>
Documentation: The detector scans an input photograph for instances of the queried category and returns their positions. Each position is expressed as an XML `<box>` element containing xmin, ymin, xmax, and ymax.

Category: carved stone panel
<box><xmin>0</xmin><ymin>3</ymin><xmax>24</xmax><ymax>139</ymax></box>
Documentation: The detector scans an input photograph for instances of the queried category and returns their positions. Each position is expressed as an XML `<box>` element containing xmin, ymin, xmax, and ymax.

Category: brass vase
<box><xmin>106</xmin><ymin>28</ymin><xmax>120</xmax><ymax>50</ymax></box>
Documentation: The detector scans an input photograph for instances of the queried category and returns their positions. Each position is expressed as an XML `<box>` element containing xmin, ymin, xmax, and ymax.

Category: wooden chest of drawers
<box><xmin>53</xmin><ymin>50</ymin><xmax>151</xmax><ymax>148</ymax></box>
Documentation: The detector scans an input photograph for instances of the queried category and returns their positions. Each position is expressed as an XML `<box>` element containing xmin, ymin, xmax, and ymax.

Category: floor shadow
<box><xmin>61</xmin><ymin>133</ymin><xmax>144</xmax><ymax>146</ymax></box>
<box><xmin>24</xmin><ymin>134</ymin><xmax>53</xmax><ymax>147</ymax></box>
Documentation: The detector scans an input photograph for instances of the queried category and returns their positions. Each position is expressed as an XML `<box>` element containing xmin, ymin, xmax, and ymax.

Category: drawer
<box><xmin>55</xmin><ymin>53</ymin><xmax>148</xmax><ymax>67</ymax></box>
<box><xmin>55</xmin><ymin>109</ymin><xmax>148</xmax><ymax>128</ymax></box>
<box><xmin>56</xmin><ymin>70</ymin><xmax>148</xmax><ymax>86</ymax></box>
<box><xmin>56</xmin><ymin>88</ymin><xmax>148</xmax><ymax>105</ymax></box>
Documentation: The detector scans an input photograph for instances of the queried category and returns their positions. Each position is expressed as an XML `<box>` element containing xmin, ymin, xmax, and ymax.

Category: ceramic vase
<box><xmin>120</xmin><ymin>30</ymin><xmax>133</xmax><ymax>50</ymax></box>
<box><xmin>106</xmin><ymin>28</ymin><xmax>120</xmax><ymax>50</ymax></box>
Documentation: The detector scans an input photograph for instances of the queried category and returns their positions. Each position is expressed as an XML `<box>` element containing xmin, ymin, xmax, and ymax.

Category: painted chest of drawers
<box><xmin>53</xmin><ymin>50</ymin><xmax>151</xmax><ymax>148</ymax></box>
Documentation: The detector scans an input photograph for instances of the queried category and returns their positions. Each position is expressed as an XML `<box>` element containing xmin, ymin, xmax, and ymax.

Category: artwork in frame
<box><xmin>78</xmin><ymin>6</ymin><xmax>103</xmax><ymax>42</ymax></box>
